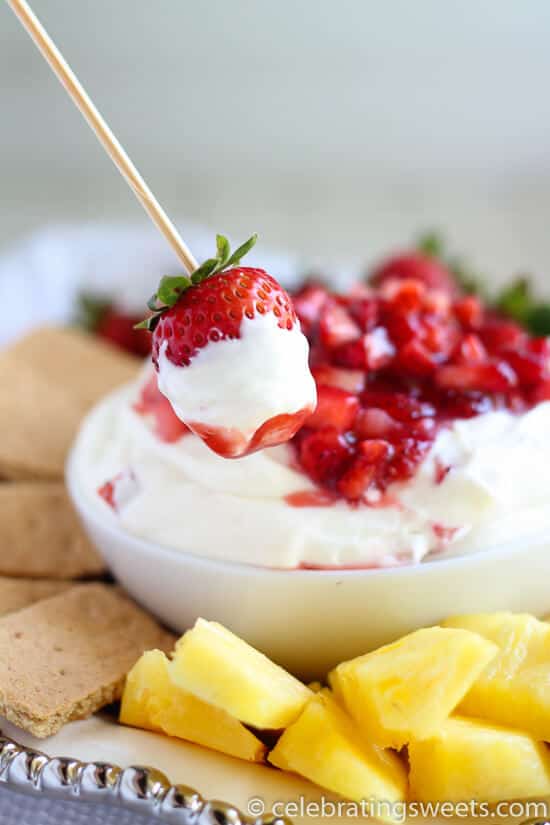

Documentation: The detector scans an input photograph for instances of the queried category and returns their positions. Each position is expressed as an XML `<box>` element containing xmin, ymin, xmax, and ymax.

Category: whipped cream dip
<box><xmin>72</xmin><ymin>375</ymin><xmax>550</xmax><ymax>569</ymax></box>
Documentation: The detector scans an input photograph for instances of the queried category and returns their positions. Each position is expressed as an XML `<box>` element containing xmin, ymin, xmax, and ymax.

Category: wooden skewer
<box><xmin>8</xmin><ymin>0</ymin><xmax>199</xmax><ymax>275</ymax></box>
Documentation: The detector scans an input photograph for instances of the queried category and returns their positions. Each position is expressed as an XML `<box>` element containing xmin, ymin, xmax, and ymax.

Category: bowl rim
<box><xmin>66</xmin><ymin>433</ymin><xmax>550</xmax><ymax>581</ymax></box>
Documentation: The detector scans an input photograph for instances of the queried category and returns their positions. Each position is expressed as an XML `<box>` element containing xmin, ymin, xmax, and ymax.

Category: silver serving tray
<box><xmin>2</xmin><ymin>725</ymin><xmax>548</xmax><ymax>825</ymax></box>
<box><xmin>0</xmin><ymin>731</ymin><xmax>285</xmax><ymax>825</ymax></box>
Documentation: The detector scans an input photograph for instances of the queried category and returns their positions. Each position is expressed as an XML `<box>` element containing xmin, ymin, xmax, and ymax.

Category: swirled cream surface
<box><xmin>72</xmin><ymin>378</ymin><xmax>550</xmax><ymax>569</ymax></box>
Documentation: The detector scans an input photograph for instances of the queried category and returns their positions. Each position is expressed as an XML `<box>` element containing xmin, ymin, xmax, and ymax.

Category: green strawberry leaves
<box><xmin>496</xmin><ymin>277</ymin><xmax>550</xmax><ymax>336</ymax></box>
<box><xmin>417</xmin><ymin>232</ymin><xmax>550</xmax><ymax>334</ymax></box>
<box><xmin>136</xmin><ymin>233</ymin><xmax>257</xmax><ymax>331</ymax></box>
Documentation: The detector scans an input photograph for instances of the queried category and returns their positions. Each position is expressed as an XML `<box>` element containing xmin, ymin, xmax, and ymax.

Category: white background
<box><xmin>1</xmin><ymin>0</ymin><xmax>550</xmax><ymax>286</ymax></box>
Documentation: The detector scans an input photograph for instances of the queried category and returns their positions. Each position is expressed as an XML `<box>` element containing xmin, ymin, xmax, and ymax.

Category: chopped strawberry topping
<box><xmin>298</xmin><ymin>429</ymin><xmax>353</xmax><ymax>484</ymax></box>
<box><xmin>435</xmin><ymin>361</ymin><xmax>517</xmax><ymax>393</ymax></box>
<box><xmin>306</xmin><ymin>386</ymin><xmax>359</xmax><ymax>431</ymax></box>
<box><xmin>319</xmin><ymin>301</ymin><xmax>361</xmax><ymax>348</ymax></box>
<box><xmin>290</xmin><ymin>265</ymin><xmax>550</xmax><ymax>504</ymax></box>
<box><xmin>311</xmin><ymin>365</ymin><xmax>365</xmax><ymax>393</ymax></box>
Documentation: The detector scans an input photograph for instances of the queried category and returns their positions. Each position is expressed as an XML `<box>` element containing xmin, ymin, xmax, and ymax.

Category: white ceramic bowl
<box><xmin>67</xmin><ymin>443</ymin><xmax>550</xmax><ymax>679</ymax></box>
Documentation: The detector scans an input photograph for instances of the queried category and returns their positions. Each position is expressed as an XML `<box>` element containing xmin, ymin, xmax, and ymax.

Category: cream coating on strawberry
<box><xmin>156</xmin><ymin>312</ymin><xmax>316</xmax><ymax>458</ymax></box>
<box><xmin>139</xmin><ymin>235</ymin><xmax>316</xmax><ymax>458</ymax></box>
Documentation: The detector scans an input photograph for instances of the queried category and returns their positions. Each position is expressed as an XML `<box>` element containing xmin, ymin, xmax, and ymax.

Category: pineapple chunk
<box><xmin>409</xmin><ymin>715</ymin><xmax>550</xmax><ymax>802</ymax></box>
<box><xmin>171</xmin><ymin>618</ymin><xmax>312</xmax><ymax>729</ymax></box>
<box><xmin>269</xmin><ymin>691</ymin><xmax>407</xmax><ymax>822</ymax></box>
<box><xmin>330</xmin><ymin>626</ymin><xmax>497</xmax><ymax>749</ymax></box>
<box><xmin>120</xmin><ymin>650</ymin><xmax>266</xmax><ymax>762</ymax></box>
<box><xmin>443</xmin><ymin>612</ymin><xmax>550</xmax><ymax>740</ymax></box>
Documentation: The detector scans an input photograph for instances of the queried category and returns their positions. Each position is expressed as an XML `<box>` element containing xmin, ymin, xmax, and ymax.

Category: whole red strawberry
<box><xmin>138</xmin><ymin>234</ymin><xmax>317</xmax><ymax>458</ymax></box>
<box><xmin>151</xmin><ymin>269</ymin><xmax>296</xmax><ymax>368</ymax></box>
<box><xmin>97</xmin><ymin>308</ymin><xmax>151</xmax><ymax>357</ymax></box>
<box><xmin>371</xmin><ymin>252</ymin><xmax>459</xmax><ymax>296</ymax></box>
<box><xmin>78</xmin><ymin>294</ymin><xmax>151</xmax><ymax>357</ymax></box>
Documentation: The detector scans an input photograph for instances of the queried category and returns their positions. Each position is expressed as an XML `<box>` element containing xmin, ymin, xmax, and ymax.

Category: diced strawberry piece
<box><xmin>432</xmin><ymin>523</ymin><xmax>460</xmax><ymax>543</ymax></box>
<box><xmin>409</xmin><ymin>417</ymin><xmax>437</xmax><ymax>439</ymax></box>
<box><xmin>354</xmin><ymin>407</ymin><xmax>401</xmax><ymax>439</ymax></box>
<box><xmin>527</xmin><ymin>337</ymin><xmax>550</xmax><ymax>359</ymax></box>
<box><xmin>453</xmin><ymin>295</ymin><xmax>484</xmax><ymax>329</ymax></box>
<box><xmin>503</xmin><ymin>350</ymin><xmax>547</xmax><ymax>386</ymax></box>
<box><xmin>336</xmin><ymin>457</ymin><xmax>378</xmax><ymax>500</ymax></box>
<box><xmin>359</xmin><ymin>438</ymin><xmax>394</xmax><ymax>462</ymax></box>
<box><xmin>440</xmin><ymin>391</ymin><xmax>494</xmax><ymax>419</ymax></box>
<box><xmin>319</xmin><ymin>302</ymin><xmax>361</xmax><ymax>349</ymax></box>
<box><xmin>530</xmin><ymin>379</ymin><xmax>550</xmax><ymax>404</ymax></box>
<box><xmin>291</xmin><ymin>283</ymin><xmax>329</xmax><ymax>333</ymax></box>
<box><xmin>306</xmin><ymin>385</ymin><xmax>359</xmax><ymax>431</ymax></box>
<box><xmin>436</xmin><ymin>361</ymin><xmax>517</xmax><ymax>393</ymax></box>
<box><xmin>299</xmin><ymin>429</ymin><xmax>353</xmax><ymax>483</ymax></box>
<box><xmin>332</xmin><ymin>339</ymin><xmax>367</xmax><ymax>369</ymax></box>
<box><xmin>311</xmin><ymin>365</ymin><xmax>365</xmax><ymax>393</ymax></box>
<box><xmin>381</xmin><ymin>307</ymin><xmax>421</xmax><ymax>347</ymax></box>
<box><xmin>453</xmin><ymin>333</ymin><xmax>487</xmax><ymax>364</ymax></box>
<box><xmin>363</xmin><ymin>328</ymin><xmax>396</xmax><ymax>369</ymax></box>
<box><xmin>479</xmin><ymin>319</ymin><xmax>527</xmax><ymax>354</ymax></box>
<box><xmin>388</xmin><ymin>437</ymin><xmax>432</xmax><ymax>482</ymax></box>
<box><xmin>434</xmin><ymin>459</ymin><xmax>451</xmax><ymax>484</ymax></box>
<box><xmin>336</xmin><ymin>439</ymin><xmax>393</xmax><ymax>500</ymax></box>
<box><xmin>380</xmin><ymin>278</ymin><xmax>426</xmax><ymax>312</ymax></box>
<box><xmin>361</xmin><ymin>390</ymin><xmax>436</xmax><ymax>421</ymax></box>
<box><xmin>333</xmin><ymin>328</ymin><xmax>395</xmax><ymax>371</ymax></box>
<box><xmin>371</xmin><ymin>253</ymin><xmax>459</xmax><ymax>296</ymax></box>
<box><xmin>420</xmin><ymin>317</ymin><xmax>459</xmax><ymax>358</ymax></box>
<box><xmin>349</xmin><ymin>297</ymin><xmax>379</xmax><ymax>332</ymax></box>
<box><xmin>98</xmin><ymin>480</ymin><xmax>115</xmax><ymax>509</ymax></box>
<box><xmin>397</xmin><ymin>339</ymin><xmax>438</xmax><ymax>377</ymax></box>
<box><xmin>422</xmin><ymin>290</ymin><xmax>451</xmax><ymax>316</ymax></box>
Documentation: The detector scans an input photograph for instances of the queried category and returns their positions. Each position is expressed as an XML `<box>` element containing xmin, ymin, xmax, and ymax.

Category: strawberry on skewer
<box><xmin>137</xmin><ymin>234</ymin><xmax>317</xmax><ymax>459</ymax></box>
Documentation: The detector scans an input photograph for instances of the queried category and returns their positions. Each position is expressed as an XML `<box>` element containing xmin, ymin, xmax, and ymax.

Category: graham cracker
<box><xmin>0</xmin><ymin>576</ymin><xmax>72</xmax><ymax>618</ymax></box>
<box><xmin>0</xmin><ymin>326</ymin><xmax>139</xmax><ymax>480</ymax></box>
<box><xmin>9</xmin><ymin>325</ymin><xmax>139</xmax><ymax>409</ymax></box>
<box><xmin>0</xmin><ymin>583</ymin><xmax>175</xmax><ymax>738</ymax></box>
<box><xmin>0</xmin><ymin>482</ymin><xmax>105</xmax><ymax>579</ymax></box>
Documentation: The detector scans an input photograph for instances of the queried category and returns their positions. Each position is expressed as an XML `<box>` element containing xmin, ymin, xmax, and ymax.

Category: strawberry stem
<box><xmin>135</xmin><ymin>233</ymin><xmax>257</xmax><ymax>331</ymax></box>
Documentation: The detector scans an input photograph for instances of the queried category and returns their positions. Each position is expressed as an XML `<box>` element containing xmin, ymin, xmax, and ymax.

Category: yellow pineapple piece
<box><xmin>120</xmin><ymin>650</ymin><xmax>165</xmax><ymax>733</ymax></box>
<box><xmin>120</xmin><ymin>650</ymin><xmax>266</xmax><ymax>762</ymax></box>
<box><xmin>409</xmin><ymin>715</ymin><xmax>550</xmax><ymax>802</ymax></box>
<box><xmin>171</xmin><ymin>618</ymin><xmax>312</xmax><ymax>729</ymax></box>
<box><xmin>269</xmin><ymin>691</ymin><xmax>407</xmax><ymax>822</ymax></box>
<box><xmin>443</xmin><ymin>612</ymin><xmax>550</xmax><ymax>740</ymax></box>
<box><xmin>330</xmin><ymin>626</ymin><xmax>497</xmax><ymax>749</ymax></box>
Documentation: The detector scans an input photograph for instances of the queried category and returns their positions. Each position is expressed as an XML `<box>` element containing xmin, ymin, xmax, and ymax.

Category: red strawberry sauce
<box><xmin>133</xmin><ymin>375</ymin><xmax>189</xmax><ymax>443</ymax></box>
<box><xmin>187</xmin><ymin>406</ymin><xmax>313</xmax><ymax>459</ymax></box>
<box><xmin>289</xmin><ymin>267</ymin><xmax>550</xmax><ymax>505</ymax></box>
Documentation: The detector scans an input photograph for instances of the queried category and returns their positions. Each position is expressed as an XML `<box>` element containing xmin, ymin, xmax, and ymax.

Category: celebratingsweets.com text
<box><xmin>246</xmin><ymin>795</ymin><xmax>549</xmax><ymax>822</ymax></box>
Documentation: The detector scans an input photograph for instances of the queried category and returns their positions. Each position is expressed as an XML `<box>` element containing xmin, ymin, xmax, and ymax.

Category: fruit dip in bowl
<box><xmin>67</xmin><ymin>244</ymin><xmax>550</xmax><ymax>675</ymax></box>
